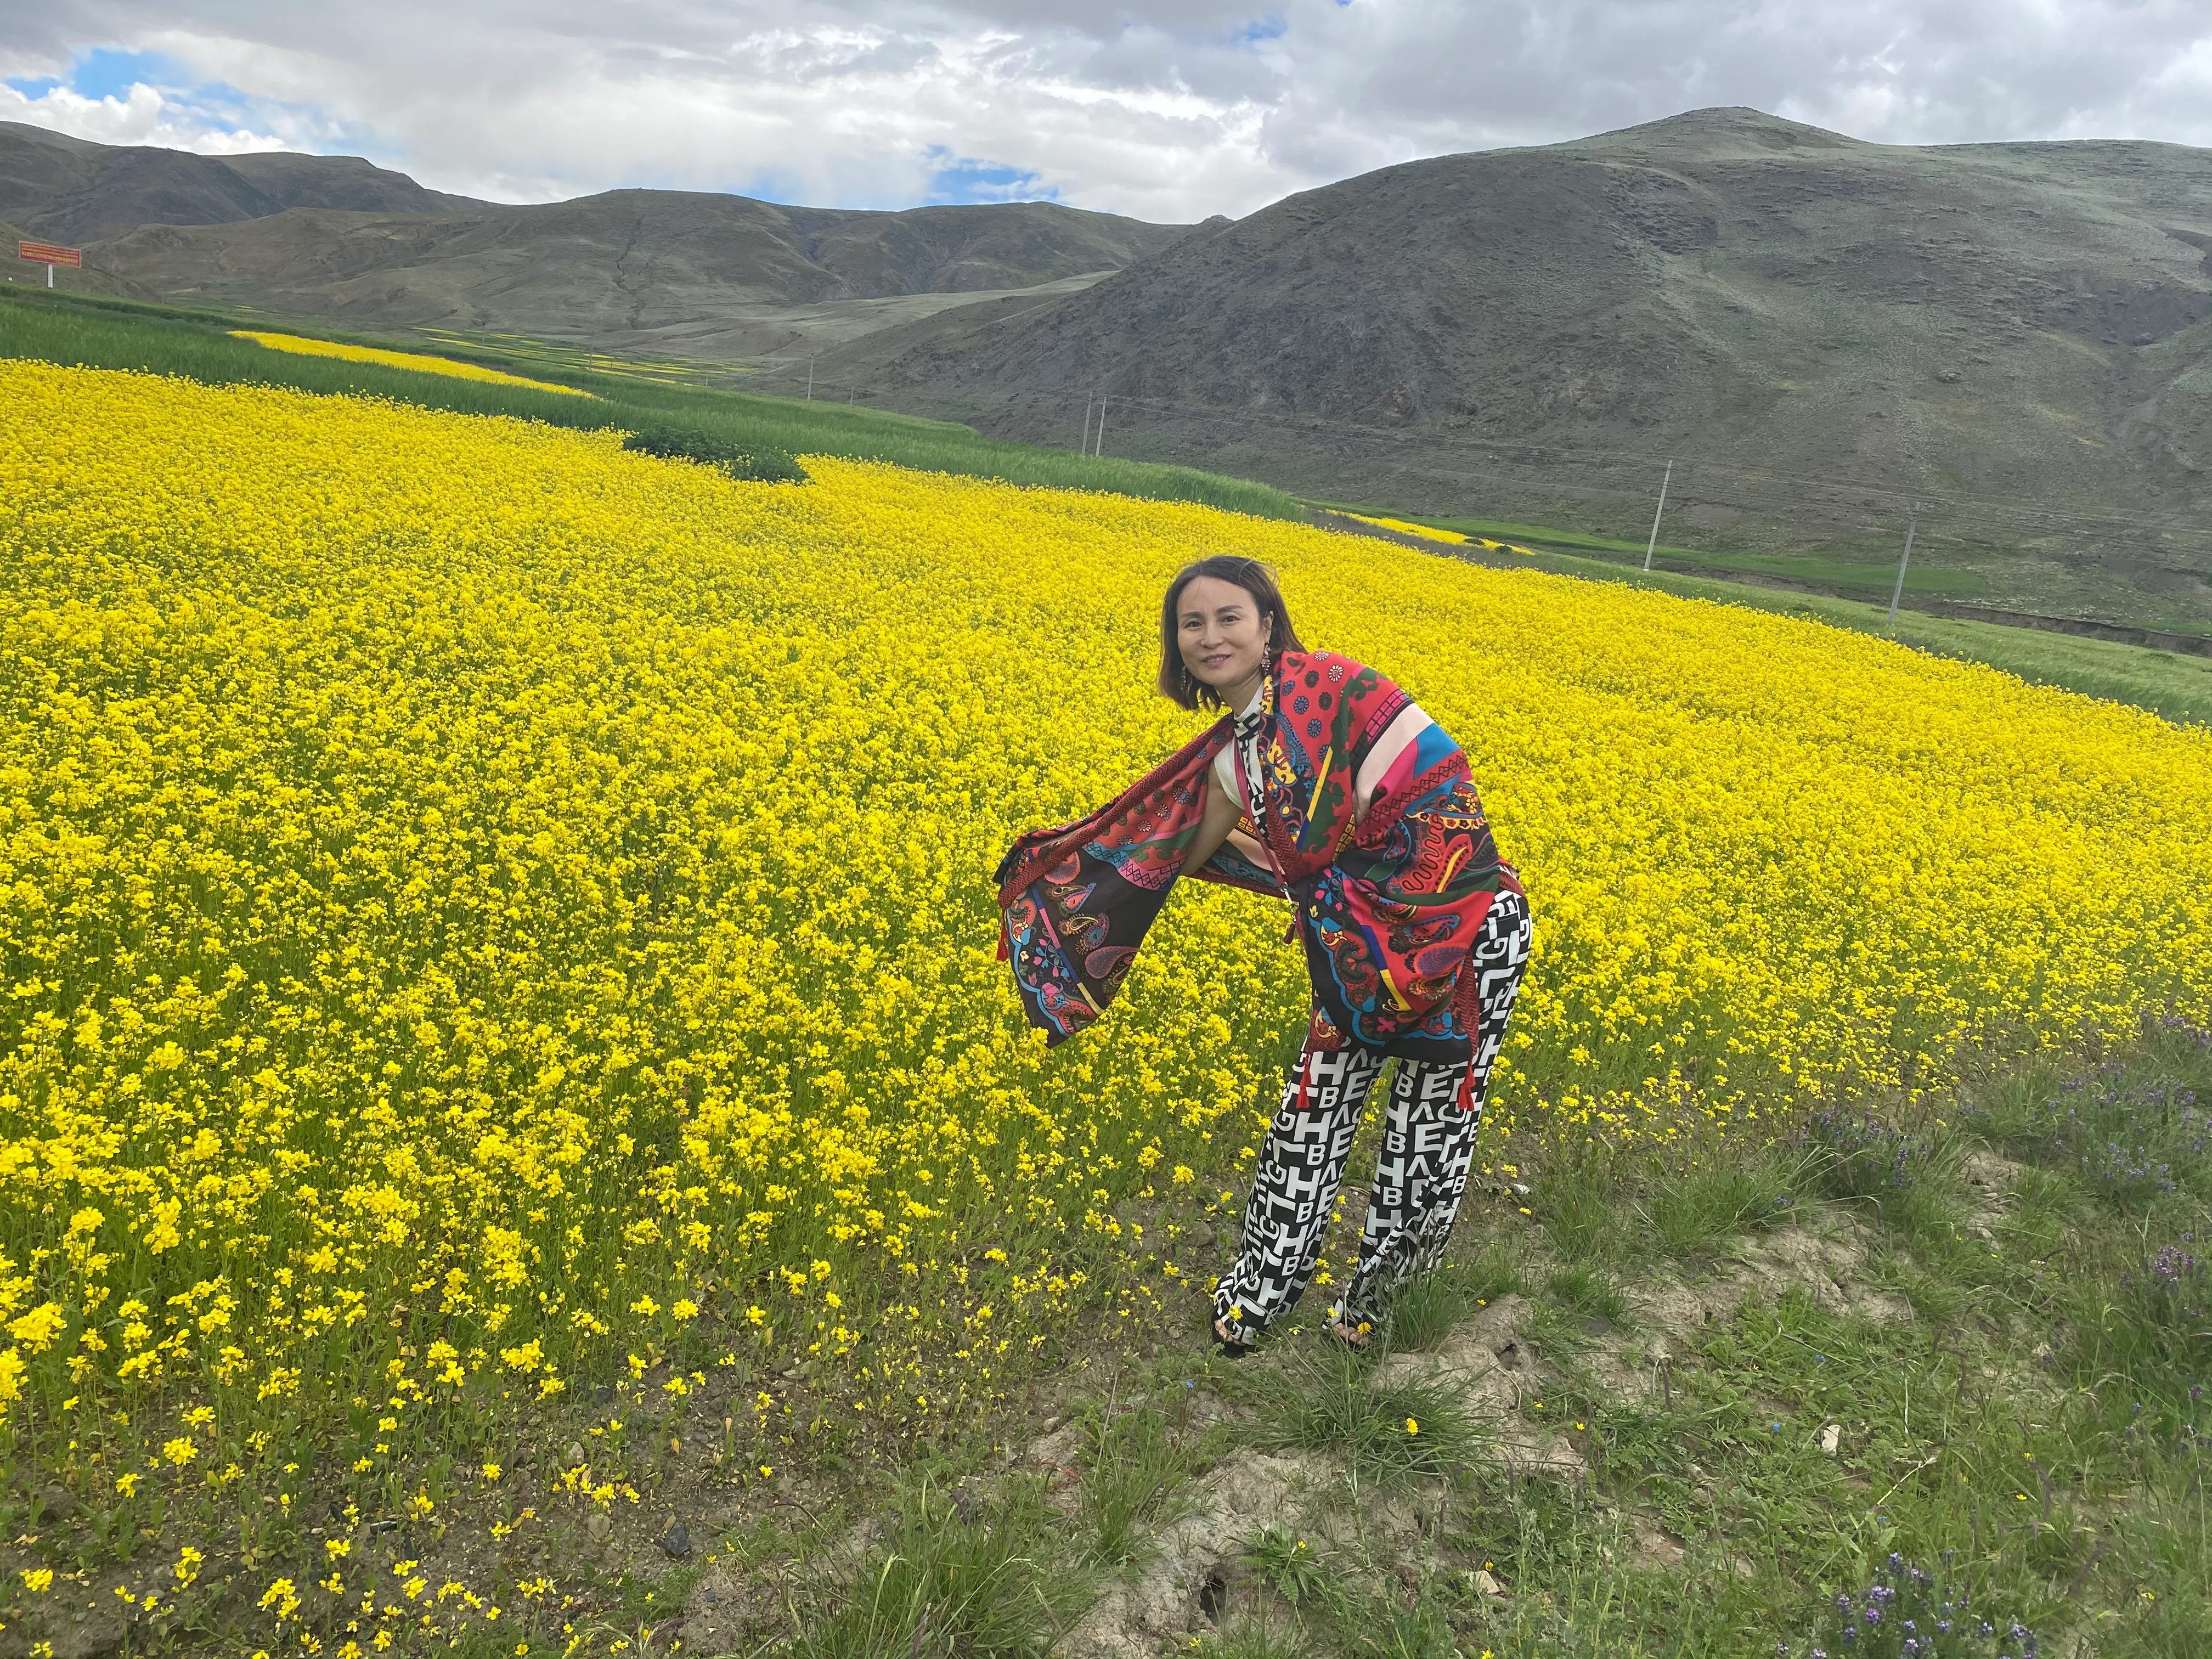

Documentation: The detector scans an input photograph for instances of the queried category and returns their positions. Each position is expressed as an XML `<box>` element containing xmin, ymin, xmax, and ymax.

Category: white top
<box><xmin>1210</xmin><ymin>681</ymin><xmax>1269</xmax><ymax>825</ymax></box>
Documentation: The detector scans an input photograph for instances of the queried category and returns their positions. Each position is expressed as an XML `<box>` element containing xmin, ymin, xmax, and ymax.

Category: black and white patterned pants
<box><xmin>1212</xmin><ymin>889</ymin><xmax>1532</xmax><ymax>1346</ymax></box>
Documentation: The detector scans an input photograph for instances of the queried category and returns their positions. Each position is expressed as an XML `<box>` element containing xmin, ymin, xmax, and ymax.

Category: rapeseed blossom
<box><xmin>0</xmin><ymin>357</ymin><xmax>2207</xmax><ymax>1541</ymax></box>
<box><xmin>1339</xmin><ymin>511</ymin><xmax>1537</xmax><ymax>554</ymax></box>
<box><xmin>229</xmin><ymin>331</ymin><xmax>592</xmax><ymax>396</ymax></box>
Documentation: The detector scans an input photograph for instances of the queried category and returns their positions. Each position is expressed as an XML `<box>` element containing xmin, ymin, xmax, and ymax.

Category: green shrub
<box><xmin>620</xmin><ymin>424</ymin><xmax>809</xmax><ymax>482</ymax></box>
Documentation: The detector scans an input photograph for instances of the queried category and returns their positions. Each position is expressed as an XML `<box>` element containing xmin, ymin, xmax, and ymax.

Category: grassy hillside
<box><xmin>0</xmin><ymin>288</ymin><xmax>1302</xmax><ymax>519</ymax></box>
<box><xmin>1344</xmin><ymin>506</ymin><xmax>1989</xmax><ymax>599</ymax></box>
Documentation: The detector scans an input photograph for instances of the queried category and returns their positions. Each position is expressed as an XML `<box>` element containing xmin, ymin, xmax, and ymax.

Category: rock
<box><xmin>39</xmin><ymin>1484</ymin><xmax>77</xmax><ymax>1521</ymax></box>
<box><xmin>661</xmin><ymin>1522</ymin><xmax>691</xmax><ymax>1557</ymax></box>
<box><xmin>592</xmin><ymin>1384</ymin><xmax>615</xmax><ymax>1404</ymax></box>
<box><xmin>1472</xmin><ymin>1568</ymin><xmax>1505</xmax><ymax>1597</ymax></box>
<box><xmin>586</xmin><ymin>1513</ymin><xmax>612</xmax><ymax>1542</ymax></box>
<box><xmin>1820</xmin><ymin>1423</ymin><xmax>1841</xmax><ymax>1456</ymax></box>
<box><xmin>1509</xmin><ymin>1182</ymin><xmax>1532</xmax><ymax>1199</ymax></box>
<box><xmin>566</xmin><ymin>1442</ymin><xmax>586</xmax><ymax>1466</ymax></box>
<box><xmin>1188</xmin><ymin>1220</ymin><xmax>1217</xmax><ymax>1247</ymax></box>
<box><xmin>1576</xmin><ymin>1315</ymin><xmax>1613</xmax><ymax>1335</ymax></box>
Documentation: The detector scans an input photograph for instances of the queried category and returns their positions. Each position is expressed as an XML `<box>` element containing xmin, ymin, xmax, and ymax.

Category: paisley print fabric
<box><xmin>995</xmin><ymin>650</ymin><xmax>1523</xmax><ymax>1062</ymax></box>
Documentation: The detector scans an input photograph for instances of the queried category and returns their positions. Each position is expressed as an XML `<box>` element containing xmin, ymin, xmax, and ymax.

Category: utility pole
<box><xmin>805</xmin><ymin>354</ymin><xmax>816</xmax><ymax>402</ymax></box>
<box><xmin>1081</xmin><ymin>397</ymin><xmax>1094</xmax><ymax>454</ymax></box>
<box><xmin>1641</xmin><ymin>461</ymin><xmax>1673</xmax><ymax>573</ymax></box>
<box><xmin>1094</xmin><ymin>397</ymin><xmax>1108</xmax><ymax>458</ymax></box>
<box><xmin>1886</xmin><ymin>504</ymin><xmax>1920</xmax><ymax>631</ymax></box>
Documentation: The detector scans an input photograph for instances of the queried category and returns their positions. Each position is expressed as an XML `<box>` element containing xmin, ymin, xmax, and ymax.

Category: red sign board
<box><xmin>19</xmin><ymin>241</ymin><xmax>82</xmax><ymax>267</ymax></box>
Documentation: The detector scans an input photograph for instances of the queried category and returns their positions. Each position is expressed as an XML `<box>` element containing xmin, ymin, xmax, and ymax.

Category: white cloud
<box><xmin>0</xmin><ymin>78</ymin><xmax>290</xmax><ymax>154</ymax></box>
<box><xmin>4</xmin><ymin>1</ymin><xmax>2210</xmax><ymax>221</ymax></box>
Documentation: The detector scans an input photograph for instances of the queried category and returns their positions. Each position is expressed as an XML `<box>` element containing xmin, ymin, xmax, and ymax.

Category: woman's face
<box><xmin>1178</xmin><ymin>575</ymin><xmax>1273</xmax><ymax>698</ymax></box>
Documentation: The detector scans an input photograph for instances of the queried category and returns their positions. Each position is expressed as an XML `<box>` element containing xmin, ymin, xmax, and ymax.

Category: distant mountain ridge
<box><xmin>0</xmin><ymin>123</ymin><xmax>1189</xmax><ymax>335</ymax></box>
<box><xmin>0</xmin><ymin>121</ymin><xmax>485</xmax><ymax>244</ymax></box>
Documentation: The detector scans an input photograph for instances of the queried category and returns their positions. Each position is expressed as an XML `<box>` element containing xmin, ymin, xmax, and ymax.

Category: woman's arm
<box><xmin>1355</xmin><ymin>702</ymin><xmax>1433</xmax><ymax>821</ymax></box>
<box><xmin>1180</xmin><ymin>764</ymin><xmax>1242</xmax><ymax>877</ymax></box>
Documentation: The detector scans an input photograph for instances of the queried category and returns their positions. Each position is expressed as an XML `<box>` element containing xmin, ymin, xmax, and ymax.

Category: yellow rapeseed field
<box><xmin>230</xmin><ymin>329</ymin><xmax>594</xmax><ymax>395</ymax></box>
<box><xmin>3</xmin><ymin>357</ymin><xmax>2210</xmax><ymax>1643</ymax></box>
<box><xmin>1340</xmin><ymin>511</ymin><xmax>1538</xmax><ymax>555</ymax></box>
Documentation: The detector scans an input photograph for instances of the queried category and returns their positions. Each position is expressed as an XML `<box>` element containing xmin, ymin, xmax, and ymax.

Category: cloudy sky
<box><xmin>4</xmin><ymin>1</ymin><xmax>2210</xmax><ymax>222</ymax></box>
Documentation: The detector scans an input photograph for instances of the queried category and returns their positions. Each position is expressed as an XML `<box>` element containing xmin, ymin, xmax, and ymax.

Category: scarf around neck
<box><xmin>995</xmin><ymin>649</ymin><xmax>1520</xmax><ymax>1061</ymax></box>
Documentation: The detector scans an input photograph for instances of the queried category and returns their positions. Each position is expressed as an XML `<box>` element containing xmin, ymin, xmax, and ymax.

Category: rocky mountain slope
<box><xmin>0</xmin><ymin>120</ymin><xmax>484</xmax><ymax>244</ymax></box>
<box><xmin>93</xmin><ymin>190</ymin><xmax>1188</xmax><ymax>341</ymax></box>
<box><xmin>0</xmin><ymin>122</ymin><xmax>1188</xmax><ymax>345</ymax></box>
<box><xmin>828</xmin><ymin>109</ymin><xmax>2212</xmax><ymax>627</ymax></box>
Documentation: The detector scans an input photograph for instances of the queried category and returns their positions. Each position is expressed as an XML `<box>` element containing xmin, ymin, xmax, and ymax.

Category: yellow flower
<box><xmin>229</xmin><ymin>331</ymin><xmax>592</xmax><ymax>396</ymax></box>
<box><xmin>0</xmin><ymin>352</ymin><xmax>2205</xmax><ymax>1572</ymax></box>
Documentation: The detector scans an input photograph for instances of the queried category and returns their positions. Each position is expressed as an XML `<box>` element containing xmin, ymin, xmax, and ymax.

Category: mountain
<box><xmin>827</xmin><ymin>109</ymin><xmax>2212</xmax><ymax>630</ymax></box>
<box><xmin>0</xmin><ymin>121</ymin><xmax>483</xmax><ymax>245</ymax></box>
<box><xmin>92</xmin><ymin>190</ymin><xmax>1190</xmax><ymax>338</ymax></box>
<box><xmin>0</xmin><ymin>122</ymin><xmax>1189</xmax><ymax>347</ymax></box>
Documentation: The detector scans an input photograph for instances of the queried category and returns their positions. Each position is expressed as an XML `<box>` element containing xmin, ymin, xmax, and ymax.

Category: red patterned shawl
<box><xmin>995</xmin><ymin>650</ymin><xmax>1520</xmax><ymax>1063</ymax></box>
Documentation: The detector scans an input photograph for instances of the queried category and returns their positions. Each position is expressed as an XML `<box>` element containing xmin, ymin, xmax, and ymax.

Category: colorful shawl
<box><xmin>995</xmin><ymin>649</ymin><xmax>1521</xmax><ymax>1066</ymax></box>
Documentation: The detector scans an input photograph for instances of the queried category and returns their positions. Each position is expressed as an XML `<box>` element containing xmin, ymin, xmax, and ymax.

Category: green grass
<box><xmin>1076</xmin><ymin>1401</ymin><xmax>1212</xmax><ymax>1567</ymax></box>
<box><xmin>1638</xmin><ymin>1152</ymin><xmax>1804</xmax><ymax>1258</ymax></box>
<box><xmin>0</xmin><ymin>288</ymin><xmax>1303</xmax><ymax>520</ymax></box>
<box><xmin>1243</xmin><ymin>1351</ymin><xmax>1494</xmax><ymax>1483</ymax></box>
<box><xmin>1543</xmin><ymin>1263</ymin><xmax>1631</xmax><ymax>1328</ymax></box>
<box><xmin>1383</xmin><ymin>1272</ymin><xmax>1480</xmax><ymax>1352</ymax></box>
<box><xmin>788</xmin><ymin>1475</ymin><xmax>1088</xmax><ymax>1658</ymax></box>
<box><xmin>1325</xmin><ymin>503</ymin><xmax>1983</xmax><ymax>595</ymax></box>
<box><xmin>1188</xmin><ymin>1025</ymin><xmax>2212</xmax><ymax>1657</ymax></box>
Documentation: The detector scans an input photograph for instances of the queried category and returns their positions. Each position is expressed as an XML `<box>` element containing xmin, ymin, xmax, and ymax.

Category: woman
<box><xmin>995</xmin><ymin>555</ymin><xmax>1532</xmax><ymax>1353</ymax></box>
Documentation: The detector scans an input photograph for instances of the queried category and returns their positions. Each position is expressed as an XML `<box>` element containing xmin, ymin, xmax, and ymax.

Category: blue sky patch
<box><xmin>67</xmin><ymin>48</ymin><xmax>181</xmax><ymax>100</ymax></box>
<box><xmin>5</xmin><ymin>48</ymin><xmax>185</xmax><ymax>103</ymax></box>
<box><xmin>927</xmin><ymin>154</ymin><xmax>1056</xmax><ymax>206</ymax></box>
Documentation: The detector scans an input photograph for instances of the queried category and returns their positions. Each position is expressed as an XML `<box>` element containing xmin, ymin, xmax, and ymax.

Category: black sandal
<box><xmin>1212</xmin><ymin>1317</ymin><xmax>1254</xmax><ymax>1359</ymax></box>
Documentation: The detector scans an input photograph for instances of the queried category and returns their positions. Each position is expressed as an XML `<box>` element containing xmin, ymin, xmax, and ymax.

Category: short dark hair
<box><xmin>1157</xmin><ymin>555</ymin><xmax>1306</xmax><ymax>711</ymax></box>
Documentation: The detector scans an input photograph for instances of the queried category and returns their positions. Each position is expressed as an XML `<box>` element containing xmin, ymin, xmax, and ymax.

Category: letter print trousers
<box><xmin>1212</xmin><ymin>888</ymin><xmax>1532</xmax><ymax>1347</ymax></box>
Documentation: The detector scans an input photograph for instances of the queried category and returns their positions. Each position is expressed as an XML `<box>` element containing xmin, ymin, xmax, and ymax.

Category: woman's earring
<box><xmin>1262</xmin><ymin>643</ymin><xmax>1273</xmax><ymax>676</ymax></box>
<box><xmin>1182</xmin><ymin>667</ymin><xmax>1197</xmax><ymax>698</ymax></box>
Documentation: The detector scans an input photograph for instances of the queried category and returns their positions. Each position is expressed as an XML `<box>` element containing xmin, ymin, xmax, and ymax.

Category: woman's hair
<box><xmin>1157</xmin><ymin>555</ymin><xmax>1305</xmax><ymax>711</ymax></box>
